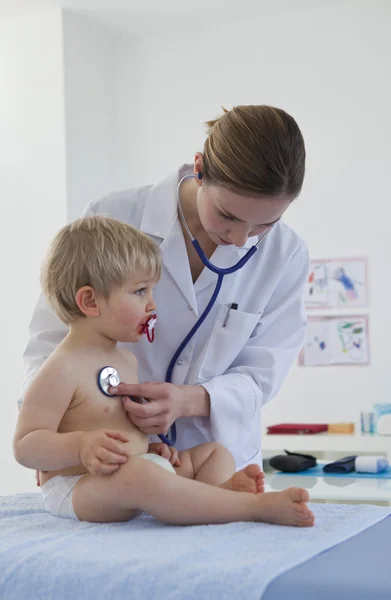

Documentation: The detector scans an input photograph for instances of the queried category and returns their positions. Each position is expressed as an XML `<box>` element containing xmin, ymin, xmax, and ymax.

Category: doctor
<box><xmin>22</xmin><ymin>105</ymin><xmax>309</xmax><ymax>469</ymax></box>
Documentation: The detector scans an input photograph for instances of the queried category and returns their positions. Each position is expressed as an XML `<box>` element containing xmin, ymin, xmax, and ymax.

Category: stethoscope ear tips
<box><xmin>197</xmin><ymin>172</ymin><xmax>203</xmax><ymax>180</ymax></box>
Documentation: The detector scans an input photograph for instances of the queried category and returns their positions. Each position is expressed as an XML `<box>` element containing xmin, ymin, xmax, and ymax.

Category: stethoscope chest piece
<box><xmin>97</xmin><ymin>366</ymin><xmax>121</xmax><ymax>397</ymax></box>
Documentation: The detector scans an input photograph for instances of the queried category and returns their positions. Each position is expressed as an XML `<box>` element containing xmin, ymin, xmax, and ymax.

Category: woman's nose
<box><xmin>227</xmin><ymin>226</ymin><xmax>251</xmax><ymax>248</ymax></box>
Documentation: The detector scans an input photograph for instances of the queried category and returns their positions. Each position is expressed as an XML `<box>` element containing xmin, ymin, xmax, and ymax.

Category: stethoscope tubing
<box><xmin>98</xmin><ymin>173</ymin><xmax>270</xmax><ymax>447</ymax></box>
<box><xmin>160</xmin><ymin>174</ymin><xmax>270</xmax><ymax>445</ymax></box>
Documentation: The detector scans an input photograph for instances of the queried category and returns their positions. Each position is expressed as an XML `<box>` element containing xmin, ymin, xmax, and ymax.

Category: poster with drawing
<box><xmin>300</xmin><ymin>316</ymin><xmax>369</xmax><ymax>366</ymax></box>
<box><xmin>305</xmin><ymin>257</ymin><xmax>368</xmax><ymax>309</ymax></box>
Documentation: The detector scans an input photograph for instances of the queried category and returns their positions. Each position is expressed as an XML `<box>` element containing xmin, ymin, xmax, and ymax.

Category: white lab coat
<box><xmin>21</xmin><ymin>165</ymin><xmax>309</xmax><ymax>468</ymax></box>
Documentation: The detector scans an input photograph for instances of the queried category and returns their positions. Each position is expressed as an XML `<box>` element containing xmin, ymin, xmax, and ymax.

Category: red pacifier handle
<box><xmin>142</xmin><ymin>314</ymin><xmax>157</xmax><ymax>343</ymax></box>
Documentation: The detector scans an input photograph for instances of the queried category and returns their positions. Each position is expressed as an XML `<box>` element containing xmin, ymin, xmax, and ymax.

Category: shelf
<box><xmin>265</xmin><ymin>468</ymin><xmax>391</xmax><ymax>503</ymax></box>
<box><xmin>262</xmin><ymin>433</ymin><xmax>391</xmax><ymax>457</ymax></box>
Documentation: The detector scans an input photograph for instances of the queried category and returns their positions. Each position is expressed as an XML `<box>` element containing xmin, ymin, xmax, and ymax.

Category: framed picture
<box><xmin>305</xmin><ymin>257</ymin><xmax>368</xmax><ymax>309</ymax></box>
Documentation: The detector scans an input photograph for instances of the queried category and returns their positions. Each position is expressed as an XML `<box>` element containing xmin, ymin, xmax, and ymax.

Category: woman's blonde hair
<box><xmin>41</xmin><ymin>216</ymin><xmax>161</xmax><ymax>324</ymax></box>
<box><xmin>203</xmin><ymin>105</ymin><xmax>306</xmax><ymax>197</ymax></box>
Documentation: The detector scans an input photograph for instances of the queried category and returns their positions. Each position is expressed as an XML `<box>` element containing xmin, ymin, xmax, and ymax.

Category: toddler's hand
<box><xmin>148</xmin><ymin>442</ymin><xmax>181</xmax><ymax>467</ymax></box>
<box><xmin>79</xmin><ymin>430</ymin><xmax>129</xmax><ymax>476</ymax></box>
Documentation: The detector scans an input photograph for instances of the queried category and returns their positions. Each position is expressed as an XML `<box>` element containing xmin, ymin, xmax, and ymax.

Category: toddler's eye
<box><xmin>135</xmin><ymin>288</ymin><xmax>147</xmax><ymax>296</ymax></box>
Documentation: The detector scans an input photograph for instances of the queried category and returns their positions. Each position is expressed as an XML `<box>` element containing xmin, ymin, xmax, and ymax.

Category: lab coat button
<box><xmin>177</xmin><ymin>359</ymin><xmax>183</xmax><ymax>365</ymax></box>
<box><xmin>188</xmin><ymin>305</ymin><xmax>193</xmax><ymax>311</ymax></box>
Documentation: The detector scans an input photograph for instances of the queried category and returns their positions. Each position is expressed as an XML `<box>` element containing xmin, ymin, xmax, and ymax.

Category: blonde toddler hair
<box><xmin>41</xmin><ymin>216</ymin><xmax>161</xmax><ymax>323</ymax></box>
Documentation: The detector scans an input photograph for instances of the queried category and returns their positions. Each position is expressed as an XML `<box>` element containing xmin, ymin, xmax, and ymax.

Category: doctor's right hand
<box><xmin>79</xmin><ymin>430</ymin><xmax>129</xmax><ymax>476</ymax></box>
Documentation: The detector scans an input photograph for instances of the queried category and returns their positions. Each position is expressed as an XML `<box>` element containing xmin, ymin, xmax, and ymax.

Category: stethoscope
<box><xmin>97</xmin><ymin>172</ymin><xmax>271</xmax><ymax>446</ymax></box>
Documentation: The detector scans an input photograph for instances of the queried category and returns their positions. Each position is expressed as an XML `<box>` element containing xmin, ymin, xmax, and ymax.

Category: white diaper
<box><xmin>41</xmin><ymin>475</ymin><xmax>83</xmax><ymax>520</ymax></box>
<box><xmin>139</xmin><ymin>452</ymin><xmax>177</xmax><ymax>474</ymax></box>
<box><xmin>41</xmin><ymin>453</ymin><xmax>175</xmax><ymax>521</ymax></box>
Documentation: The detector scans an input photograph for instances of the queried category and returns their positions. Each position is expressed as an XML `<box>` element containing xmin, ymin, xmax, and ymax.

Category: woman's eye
<box><xmin>134</xmin><ymin>288</ymin><xmax>147</xmax><ymax>296</ymax></box>
<box><xmin>218</xmin><ymin>210</ymin><xmax>235</xmax><ymax>221</ymax></box>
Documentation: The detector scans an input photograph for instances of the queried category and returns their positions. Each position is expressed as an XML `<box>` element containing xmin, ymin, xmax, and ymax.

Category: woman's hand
<box><xmin>148</xmin><ymin>442</ymin><xmax>181</xmax><ymax>467</ymax></box>
<box><xmin>109</xmin><ymin>382</ymin><xmax>186</xmax><ymax>435</ymax></box>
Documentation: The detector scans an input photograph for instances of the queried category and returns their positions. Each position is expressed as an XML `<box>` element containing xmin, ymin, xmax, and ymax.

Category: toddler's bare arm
<box><xmin>13</xmin><ymin>355</ymin><xmax>83</xmax><ymax>470</ymax></box>
<box><xmin>14</xmin><ymin>353</ymin><xmax>131</xmax><ymax>473</ymax></box>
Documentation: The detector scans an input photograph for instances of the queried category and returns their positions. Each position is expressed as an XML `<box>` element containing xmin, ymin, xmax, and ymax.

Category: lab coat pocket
<box><xmin>198</xmin><ymin>305</ymin><xmax>261</xmax><ymax>381</ymax></box>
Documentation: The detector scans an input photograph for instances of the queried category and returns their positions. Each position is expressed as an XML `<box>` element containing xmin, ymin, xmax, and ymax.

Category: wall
<box><xmin>2</xmin><ymin>0</ymin><xmax>390</xmax><ymax>494</ymax></box>
<box><xmin>114</xmin><ymin>34</ymin><xmax>144</xmax><ymax>189</ymax></box>
<box><xmin>0</xmin><ymin>10</ymin><xmax>67</xmax><ymax>494</ymax></box>
<box><xmin>63</xmin><ymin>11</ymin><xmax>119</xmax><ymax>221</ymax></box>
<box><xmin>113</xmin><ymin>0</ymin><xmax>391</xmax><ymax>430</ymax></box>
<box><xmin>0</xmin><ymin>9</ymin><xmax>129</xmax><ymax>495</ymax></box>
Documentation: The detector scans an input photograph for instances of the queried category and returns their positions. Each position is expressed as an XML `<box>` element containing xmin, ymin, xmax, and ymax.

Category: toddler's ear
<box><xmin>75</xmin><ymin>286</ymin><xmax>100</xmax><ymax>317</ymax></box>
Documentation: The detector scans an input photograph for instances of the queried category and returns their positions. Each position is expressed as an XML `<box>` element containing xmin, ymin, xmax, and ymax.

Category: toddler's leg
<box><xmin>72</xmin><ymin>454</ymin><xmax>314</xmax><ymax>527</ymax></box>
<box><xmin>176</xmin><ymin>442</ymin><xmax>236</xmax><ymax>485</ymax></box>
<box><xmin>176</xmin><ymin>443</ymin><xmax>264</xmax><ymax>493</ymax></box>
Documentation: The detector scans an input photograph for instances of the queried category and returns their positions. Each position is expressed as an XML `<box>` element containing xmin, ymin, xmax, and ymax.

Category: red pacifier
<box><xmin>141</xmin><ymin>314</ymin><xmax>157</xmax><ymax>343</ymax></box>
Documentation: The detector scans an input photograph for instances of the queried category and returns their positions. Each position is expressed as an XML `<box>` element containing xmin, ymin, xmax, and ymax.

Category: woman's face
<box><xmin>196</xmin><ymin>183</ymin><xmax>293</xmax><ymax>247</ymax></box>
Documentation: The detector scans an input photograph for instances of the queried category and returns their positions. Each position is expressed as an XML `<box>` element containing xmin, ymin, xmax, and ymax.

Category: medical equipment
<box><xmin>4</xmin><ymin>492</ymin><xmax>391</xmax><ymax>600</ymax></box>
<box><xmin>97</xmin><ymin>315</ymin><xmax>156</xmax><ymax>396</ymax></box>
<box><xmin>374</xmin><ymin>403</ymin><xmax>391</xmax><ymax>435</ymax></box>
<box><xmin>98</xmin><ymin>364</ymin><xmax>170</xmax><ymax>444</ymax></box>
<box><xmin>177</xmin><ymin>173</ymin><xmax>270</xmax><ymax>278</ymax></box>
<box><xmin>355</xmin><ymin>456</ymin><xmax>389</xmax><ymax>474</ymax></box>
<box><xmin>98</xmin><ymin>366</ymin><xmax>121</xmax><ymax>397</ymax></box>
<box><xmin>159</xmin><ymin>173</ymin><xmax>272</xmax><ymax>446</ymax></box>
<box><xmin>98</xmin><ymin>174</ymin><xmax>271</xmax><ymax>447</ymax></box>
<box><xmin>97</xmin><ymin>314</ymin><xmax>172</xmax><ymax>443</ymax></box>
<box><xmin>360</xmin><ymin>411</ymin><xmax>375</xmax><ymax>434</ymax></box>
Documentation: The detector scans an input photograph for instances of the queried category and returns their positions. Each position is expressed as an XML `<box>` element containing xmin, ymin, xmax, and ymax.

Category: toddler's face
<box><xmin>98</xmin><ymin>272</ymin><xmax>157</xmax><ymax>343</ymax></box>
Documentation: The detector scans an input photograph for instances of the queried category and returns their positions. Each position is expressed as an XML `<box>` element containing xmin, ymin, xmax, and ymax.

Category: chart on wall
<box><xmin>305</xmin><ymin>257</ymin><xmax>368</xmax><ymax>309</ymax></box>
<box><xmin>300</xmin><ymin>315</ymin><xmax>370</xmax><ymax>366</ymax></box>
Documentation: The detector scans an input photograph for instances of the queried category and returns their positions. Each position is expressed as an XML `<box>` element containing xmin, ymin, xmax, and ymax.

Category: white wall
<box><xmin>115</xmin><ymin>34</ymin><xmax>144</xmax><ymax>189</ymax></box>
<box><xmin>0</xmin><ymin>10</ymin><xmax>67</xmax><ymax>494</ymax></box>
<box><xmin>113</xmin><ymin>0</ymin><xmax>391</xmax><ymax>430</ymax></box>
<box><xmin>0</xmin><ymin>9</ymin><xmax>128</xmax><ymax>495</ymax></box>
<box><xmin>2</xmin><ymin>0</ymin><xmax>390</xmax><ymax>494</ymax></box>
<box><xmin>63</xmin><ymin>11</ymin><xmax>119</xmax><ymax>221</ymax></box>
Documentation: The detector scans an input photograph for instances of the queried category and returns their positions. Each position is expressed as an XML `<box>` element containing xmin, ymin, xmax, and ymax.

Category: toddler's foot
<box><xmin>253</xmin><ymin>487</ymin><xmax>315</xmax><ymax>527</ymax></box>
<box><xmin>221</xmin><ymin>464</ymin><xmax>265</xmax><ymax>494</ymax></box>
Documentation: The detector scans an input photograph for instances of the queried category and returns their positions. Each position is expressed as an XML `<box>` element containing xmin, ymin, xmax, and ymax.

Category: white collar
<box><xmin>139</xmin><ymin>164</ymin><xmax>191</xmax><ymax>241</ymax></box>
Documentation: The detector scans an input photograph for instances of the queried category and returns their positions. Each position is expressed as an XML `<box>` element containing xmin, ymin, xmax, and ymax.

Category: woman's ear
<box><xmin>193</xmin><ymin>152</ymin><xmax>204</xmax><ymax>187</ymax></box>
<box><xmin>75</xmin><ymin>286</ymin><xmax>100</xmax><ymax>317</ymax></box>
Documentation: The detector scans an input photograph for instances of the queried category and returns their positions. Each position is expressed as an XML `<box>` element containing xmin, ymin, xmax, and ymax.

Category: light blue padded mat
<box><xmin>1</xmin><ymin>492</ymin><xmax>390</xmax><ymax>600</ymax></box>
<box><xmin>263</xmin><ymin>514</ymin><xmax>391</xmax><ymax>600</ymax></box>
<box><xmin>275</xmin><ymin>464</ymin><xmax>391</xmax><ymax>478</ymax></box>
